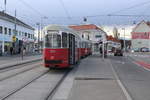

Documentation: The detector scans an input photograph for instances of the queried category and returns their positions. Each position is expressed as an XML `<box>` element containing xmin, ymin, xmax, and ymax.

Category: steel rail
<box><xmin>0</xmin><ymin>65</ymin><xmax>40</xmax><ymax>82</ymax></box>
<box><xmin>0</xmin><ymin>70</ymin><xmax>49</xmax><ymax>100</ymax></box>
<box><xmin>0</xmin><ymin>59</ymin><xmax>42</xmax><ymax>72</ymax></box>
<box><xmin>45</xmin><ymin>69</ymin><xmax>72</xmax><ymax>100</ymax></box>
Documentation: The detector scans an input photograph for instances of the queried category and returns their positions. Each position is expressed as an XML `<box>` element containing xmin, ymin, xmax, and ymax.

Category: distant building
<box><xmin>69</xmin><ymin>24</ymin><xmax>107</xmax><ymax>52</ymax></box>
<box><xmin>0</xmin><ymin>11</ymin><xmax>35</xmax><ymax>55</ymax></box>
<box><xmin>107</xmin><ymin>35</ymin><xmax>121</xmax><ymax>49</ymax></box>
<box><xmin>131</xmin><ymin>20</ymin><xmax>150</xmax><ymax>50</ymax></box>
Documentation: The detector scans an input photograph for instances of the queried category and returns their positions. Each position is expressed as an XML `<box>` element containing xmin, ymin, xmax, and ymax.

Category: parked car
<box><xmin>114</xmin><ymin>49</ymin><xmax>123</xmax><ymax>56</ymax></box>
<box><xmin>141</xmin><ymin>47</ymin><xmax>149</xmax><ymax>52</ymax></box>
<box><xmin>132</xmin><ymin>48</ymin><xmax>140</xmax><ymax>52</ymax></box>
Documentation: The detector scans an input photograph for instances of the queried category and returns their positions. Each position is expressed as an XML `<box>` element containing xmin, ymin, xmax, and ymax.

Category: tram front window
<box><xmin>45</xmin><ymin>34</ymin><xmax>61</xmax><ymax>48</ymax></box>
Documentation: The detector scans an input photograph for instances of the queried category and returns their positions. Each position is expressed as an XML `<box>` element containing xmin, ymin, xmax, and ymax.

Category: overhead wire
<box><xmin>109</xmin><ymin>0</ymin><xmax>150</xmax><ymax>15</ymax></box>
<box><xmin>4</xmin><ymin>0</ymin><xmax>150</xmax><ymax>25</ymax></box>
<box><xmin>58</xmin><ymin>0</ymin><xmax>71</xmax><ymax>19</ymax></box>
<box><xmin>17</xmin><ymin>0</ymin><xmax>44</xmax><ymax>17</ymax></box>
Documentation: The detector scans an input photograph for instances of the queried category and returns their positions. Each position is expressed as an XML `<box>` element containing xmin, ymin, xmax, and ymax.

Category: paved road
<box><xmin>0</xmin><ymin>54</ymin><xmax>42</xmax><ymax>69</ymax></box>
<box><xmin>126</xmin><ymin>52</ymin><xmax>150</xmax><ymax>66</ymax></box>
<box><xmin>109</xmin><ymin>55</ymin><xmax>150</xmax><ymax>100</ymax></box>
<box><xmin>67</xmin><ymin>54</ymin><xmax>127</xmax><ymax>100</ymax></box>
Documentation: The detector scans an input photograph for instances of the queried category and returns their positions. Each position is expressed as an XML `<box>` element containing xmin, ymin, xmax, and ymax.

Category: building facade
<box><xmin>131</xmin><ymin>20</ymin><xmax>150</xmax><ymax>50</ymax></box>
<box><xmin>0</xmin><ymin>11</ymin><xmax>35</xmax><ymax>55</ymax></box>
<box><xmin>107</xmin><ymin>35</ymin><xmax>121</xmax><ymax>52</ymax></box>
<box><xmin>69</xmin><ymin>24</ymin><xmax>107</xmax><ymax>52</ymax></box>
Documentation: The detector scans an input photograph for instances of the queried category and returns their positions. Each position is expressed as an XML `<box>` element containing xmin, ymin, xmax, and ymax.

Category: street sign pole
<box><xmin>102</xmin><ymin>39</ymin><xmax>105</xmax><ymax>59</ymax></box>
<box><xmin>21</xmin><ymin>46</ymin><xmax>23</xmax><ymax>60</ymax></box>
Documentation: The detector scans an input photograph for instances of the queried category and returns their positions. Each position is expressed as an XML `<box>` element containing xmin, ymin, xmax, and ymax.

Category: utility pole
<box><xmin>2</xmin><ymin>0</ymin><xmax>7</xmax><ymax>55</ymax></box>
<box><xmin>2</xmin><ymin>25</ymin><xmax>4</xmax><ymax>55</ymax></box>
<box><xmin>4</xmin><ymin>0</ymin><xmax>6</xmax><ymax>13</ymax></box>
<box><xmin>102</xmin><ymin>34</ymin><xmax>106</xmax><ymax>59</ymax></box>
<box><xmin>13</xmin><ymin>10</ymin><xmax>17</xmax><ymax>54</ymax></box>
<box><xmin>36</xmin><ymin>23</ymin><xmax>40</xmax><ymax>53</ymax></box>
<box><xmin>40</xmin><ymin>16</ymin><xmax>48</xmax><ymax>50</ymax></box>
<box><xmin>40</xmin><ymin>17</ymin><xmax>48</xmax><ymax>44</ymax></box>
<box><xmin>122</xmin><ymin>28</ymin><xmax>126</xmax><ymax>51</ymax></box>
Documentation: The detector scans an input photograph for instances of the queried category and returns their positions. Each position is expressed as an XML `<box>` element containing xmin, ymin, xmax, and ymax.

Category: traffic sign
<box><xmin>12</xmin><ymin>36</ymin><xmax>16</xmax><ymax>42</ymax></box>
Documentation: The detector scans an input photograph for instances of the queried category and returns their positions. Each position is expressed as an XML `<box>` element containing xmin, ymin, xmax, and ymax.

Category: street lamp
<box><xmin>36</xmin><ymin>23</ymin><xmax>40</xmax><ymax>53</ymax></box>
<box><xmin>40</xmin><ymin>16</ymin><xmax>48</xmax><ymax>41</ymax></box>
<box><xmin>40</xmin><ymin>16</ymin><xmax>48</xmax><ymax>49</ymax></box>
<box><xmin>122</xmin><ymin>28</ymin><xmax>126</xmax><ymax>51</ymax></box>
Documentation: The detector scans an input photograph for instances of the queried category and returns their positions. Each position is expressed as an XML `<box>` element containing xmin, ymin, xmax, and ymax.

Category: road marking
<box><xmin>108</xmin><ymin>59</ymin><xmax>133</xmax><ymax>100</ymax></box>
<box><xmin>127</xmin><ymin>56</ymin><xmax>150</xmax><ymax>72</ymax></box>
<box><xmin>132</xmin><ymin>61</ymin><xmax>150</xmax><ymax>72</ymax></box>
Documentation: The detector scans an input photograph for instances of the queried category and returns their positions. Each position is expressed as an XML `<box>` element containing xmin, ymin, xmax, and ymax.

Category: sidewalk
<box><xmin>0</xmin><ymin>53</ymin><xmax>42</xmax><ymax>69</ymax></box>
<box><xmin>67</xmin><ymin>54</ymin><xmax>127</xmax><ymax>100</ymax></box>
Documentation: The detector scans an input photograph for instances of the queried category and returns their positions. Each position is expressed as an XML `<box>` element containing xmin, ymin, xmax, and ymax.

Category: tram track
<box><xmin>0</xmin><ymin>60</ymin><xmax>42</xmax><ymax>82</ymax></box>
<box><xmin>0</xmin><ymin>64</ymin><xmax>40</xmax><ymax>82</ymax></box>
<box><xmin>0</xmin><ymin>62</ymin><xmax>48</xmax><ymax>100</ymax></box>
<box><xmin>0</xmin><ymin>70</ymin><xmax>49</xmax><ymax>100</ymax></box>
<box><xmin>0</xmin><ymin>59</ymin><xmax>42</xmax><ymax>72</ymax></box>
<box><xmin>45</xmin><ymin>69</ymin><xmax>71</xmax><ymax>100</ymax></box>
<box><xmin>1</xmin><ymin>68</ymin><xmax>72</xmax><ymax>100</ymax></box>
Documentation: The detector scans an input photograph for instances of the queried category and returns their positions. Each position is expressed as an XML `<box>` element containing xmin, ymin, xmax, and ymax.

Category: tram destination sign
<box><xmin>47</xmin><ymin>30</ymin><xmax>59</xmax><ymax>34</ymax></box>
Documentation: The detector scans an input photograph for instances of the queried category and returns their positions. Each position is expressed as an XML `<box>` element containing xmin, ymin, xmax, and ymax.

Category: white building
<box><xmin>0</xmin><ymin>11</ymin><xmax>35</xmax><ymax>55</ymax></box>
<box><xmin>69</xmin><ymin>24</ymin><xmax>107</xmax><ymax>52</ymax></box>
<box><xmin>131</xmin><ymin>20</ymin><xmax>150</xmax><ymax>50</ymax></box>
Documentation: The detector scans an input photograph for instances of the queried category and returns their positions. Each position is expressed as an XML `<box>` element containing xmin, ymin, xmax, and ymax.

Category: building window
<box><xmin>0</xmin><ymin>26</ymin><xmax>2</xmax><ymax>34</ymax></box>
<box><xmin>19</xmin><ymin>31</ymin><xmax>21</xmax><ymax>36</ymax></box>
<box><xmin>4</xmin><ymin>27</ymin><xmax>7</xmax><ymax>34</ymax></box>
<box><xmin>25</xmin><ymin>33</ymin><xmax>27</xmax><ymax>37</ymax></box>
<box><xmin>82</xmin><ymin>34</ymin><xmax>84</xmax><ymax>38</ymax></box>
<box><xmin>95</xmin><ymin>35</ymin><xmax>101</xmax><ymax>38</ymax></box>
<box><xmin>31</xmin><ymin>34</ymin><xmax>32</xmax><ymax>39</ymax></box>
<box><xmin>13</xmin><ymin>29</ymin><xmax>15</xmax><ymax>35</ymax></box>
<box><xmin>9</xmin><ymin>28</ymin><xmax>11</xmax><ymax>35</ymax></box>
<box><xmin>28</xmin><ymin>33</ymin><xmax>30</xmax><ymax>38</ymax></box>
<box><xmin>22</xmin><ymin>32</ymin><xmax>24</xmax><ymax>36</ymax></box>
<box><xmin>16</xmin><ymin>30</ymin><xmax>18</xmax><ymax>36</ymax></box>
<box><xmin>88</xmin><ymin>35</ymin><xmax>90</xmax><ymax>40</ymax></box>
<box><xmin>13</xmin><ymin>29</ymin><xmax>18</xmax><ymax>35</ymax></box>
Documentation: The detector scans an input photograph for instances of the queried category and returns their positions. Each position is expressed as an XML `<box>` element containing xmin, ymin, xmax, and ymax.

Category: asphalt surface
<box><xmin>0</xmin><ymin>54</ymin><xmax>42</xmax><ymax>69</ymax></box>
<box><xmin>1</xmin><ymin>52</ymin><xmax>150</xmax><ymax>100</ymax></box>
<box><xmin>109</xmin><ymin>55</ymin><xmax>150</xmax><ymax>100</ymax></box>
<box><xmin>67</xmin><ymin>54</ymin><xmax>127</xmax><ymax>100</ymax></box>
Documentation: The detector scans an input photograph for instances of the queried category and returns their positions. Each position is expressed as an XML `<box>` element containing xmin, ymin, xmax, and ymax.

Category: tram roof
<box><xmin>43</xmin><ymin>25</ymin><xmax>77</xmax><ymax>33</ymax></box>
<box><xmin>43</xmin><ymin>25</ymin><xmax>81</xmax><ymax>40</ymax></box>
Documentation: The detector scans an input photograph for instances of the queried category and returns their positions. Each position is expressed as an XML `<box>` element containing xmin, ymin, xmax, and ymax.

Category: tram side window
<box><xmin>62</xmin><ymin>32</ymin><xmax>67</xmax><ymax>48</ymax></box>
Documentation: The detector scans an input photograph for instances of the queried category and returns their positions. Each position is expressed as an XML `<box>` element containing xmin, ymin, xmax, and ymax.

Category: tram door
<box><xmin>69</xmin><ymin>34</ymin><xmax>75</xmax><ymax>65</ymax></box>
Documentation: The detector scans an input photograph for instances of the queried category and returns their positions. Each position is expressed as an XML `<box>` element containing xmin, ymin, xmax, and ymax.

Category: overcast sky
<box><xmin>1</xmin><ymin>0</ymin><xmax>150</xmax><ymax>27</ymax></box>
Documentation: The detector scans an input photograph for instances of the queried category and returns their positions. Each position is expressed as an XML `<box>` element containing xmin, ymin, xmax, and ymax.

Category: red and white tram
<box><xmin>43</xmin><ymin>25</ymin><xmax>82</xmax><ymax>68</ymax></box>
